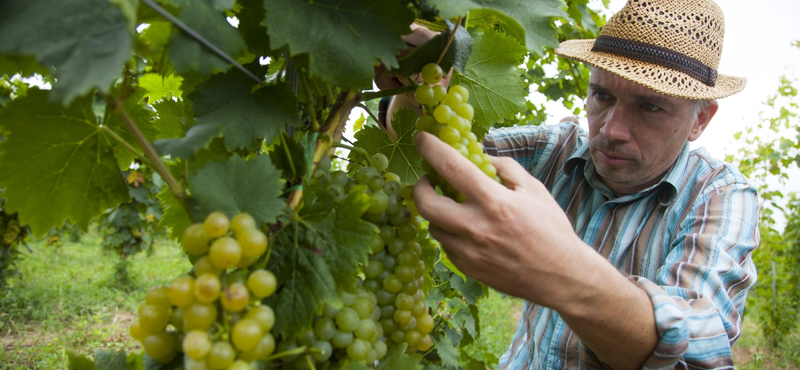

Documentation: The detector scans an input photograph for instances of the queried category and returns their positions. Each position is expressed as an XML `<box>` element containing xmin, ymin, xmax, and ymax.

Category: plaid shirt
<box><xmin>483</xmin><ymin>122</ymin><xmax>759</xmax><ymax>370</ymax></box>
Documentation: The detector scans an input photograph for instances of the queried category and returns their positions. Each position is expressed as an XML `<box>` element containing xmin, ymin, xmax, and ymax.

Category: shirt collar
<box><xmin>562</xmin><ymin>141</ymin><xmax>690</xmax><ymax>204</ymax></box>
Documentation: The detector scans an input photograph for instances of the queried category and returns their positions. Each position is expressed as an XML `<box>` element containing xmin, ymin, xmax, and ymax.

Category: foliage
<box><xmin>0</xmin><ymin>199</ymin><xmax>30</xmax><ymax>289</ymax></box>
<box><xmin>0</xmin><ymin>0</ymin><xmax>606</xmax><ymax>369</ymax></box>
<box><xmin>728</xmin><ymin>72</ymin><xmax>800</xmax><ymax>350</ymax></box>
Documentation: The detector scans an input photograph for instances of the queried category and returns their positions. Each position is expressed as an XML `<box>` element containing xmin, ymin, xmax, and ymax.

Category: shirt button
<box><xmin>555</xmin><ymin>360</ymin><xmax>563</xmax><ymax>369</ymax></box>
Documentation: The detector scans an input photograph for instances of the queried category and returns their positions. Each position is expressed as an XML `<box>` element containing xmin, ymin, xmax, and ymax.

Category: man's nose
<box><xmin>600</xmin><ymin>103</ymin><xmax>631</xmax><ymax>142</ymax></box>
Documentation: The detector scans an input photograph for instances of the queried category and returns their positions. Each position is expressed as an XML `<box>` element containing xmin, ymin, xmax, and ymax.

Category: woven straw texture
<box><xmin>556</xmin><ymin>0</ymin><xmax>746</xmax><ymax>100</ymax></box>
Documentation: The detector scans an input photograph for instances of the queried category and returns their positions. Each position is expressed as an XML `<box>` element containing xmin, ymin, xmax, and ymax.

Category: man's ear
<box><xmin>688</xmin><ymin>100</ymin><xmax>719</xmax><ymax>142</ymax></box>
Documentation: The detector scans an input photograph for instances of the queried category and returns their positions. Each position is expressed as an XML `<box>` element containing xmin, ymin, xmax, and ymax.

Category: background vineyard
<box><xmin>0</xmin><ymin>0</ymin><xmax>797</xmax><ymax>369</ymax></box>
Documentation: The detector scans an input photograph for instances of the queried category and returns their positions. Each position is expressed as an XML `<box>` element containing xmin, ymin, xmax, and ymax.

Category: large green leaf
<box><xmin>0</xmin><ymin>0</ymin><xmax>132</xmax><ymax>105</ymax></box>
<box><xmin>0</xmin><ymin>90</ymin><xmax>131</xmax><ymax>236</ymax></box>
<box><xmin>153</xmin><ymin>123</ymin><xmax>222</xmax><ymax>160</ymax></box>
<box><xmin>352</xmin><ymin>109</ymin><xmax>423</xmax><ymax>184</ymax></box>
<box><xmin>377</xmin><ymin>343</ymin><xmax>424</xmax><ymax>370</ymax></box>
<box><xmin>167</xmin><ymin>0</ymin><xmax>246</xmax><ymax>76</ymax></box>
<box><xmin>94</xmin><ymin>349</ymin><xmax>127</xmax><ymax>370</ymax></box>
<box><xmin>189</xmin><ymin>67</ymin><xmax>298</xmax><ymax>151</ymax></box>
<box><xmin>0</xmin><ymin>55</ymin><xmax>49</xmax><ymax>78</ymax></box>
<box><xmin>394</xmin><ymin>20</ymin><xmax>473</xmax><ymax>76</ymax></box>
<box><xmin>237</xmin><ymin>0</ymin><xmax>271</xmax><ymax>57</ymax></box>
<box><xmin>106</xmin><ymin>89</ymin><xmax>160</xmax><ymax>169</ymax></box>
<box><xmin>67</xmin><ymin>350</ymin><xmax>94</xmax><ymax>370</ymax></box>
<box><xmin>157</xmin><ymin>186</ymin><xmax>192</xmax><ymax>241</ymax></box>
<box><xmin>428</xmin><ymin>0</ymin><xmax>566</xmax><ymax>55</ymax></box>
<box><xmin>139</xmin><ymin>73</ymin><xmax>183</xmax><ymax>103</ymax></box>
<box><xmin>263</xmin><ymin>0</ymin><xmax>415</xmax><ymax>89</ymax></box>
<box><xmin>450</xmin><ymin>29</ymin><xmax>528</xmax><ymax>130</ymax></box>
<box><xmin>186</xmin><ymin>154</ymin><xmax>285</xmax><ymax>225</ymax></box>
<box><xmin>152</xmin><ymin>99</ymin><xmax>193</xmax><ymax>140</ymax></box>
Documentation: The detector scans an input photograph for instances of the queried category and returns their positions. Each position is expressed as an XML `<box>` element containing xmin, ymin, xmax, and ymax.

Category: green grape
<box><xmin>416</xmin><ymin>314</ymin><xmax>434</xmax><ymax>334</ymax></box>
<box><xmin>382</xmin><ymin>255</ymin><xmax>397</xmax><ymax>272</ymax></box>
<box><xmin>139</xmin><ymin>304</ymin><xmax>169</xmax><ymax>334</ymax></box>
<box><xmin>247</xmin><ymin>269</ymin><xmax>277</xmax><ymax>299</ymax></box>
<box><xmin>417</xmin><ymin>334</ymin><xmax>433</xmax><ymax>351</ymax></box>
<box><xmin>383</xmin><ymin>275</ymin><xmax>402</xmax><ymax>294</ymax></box>
<box><xmin>399</xmin><ymin>316</ymin><xmax>417</xmax><ymax>331</ymax></box>
<box><xmin>355</xmin><ymin>166</ymin><xmax>379</xmax><ymax>184</ymax></box>
<box><xmin>203</xmin><ymin>212</ymin><xmax>230</xmax><ymax>238</ymax></box>
<box><xmin>386</xmin><ymin>195</ymin><xmax>403</xmax><ymax>215</ymax></box>
<box><xmin>394</xmin><ymin>293</ymin><xmax>414</xmax><ymax>311</ymax></box>
<box><xmin>170</xmin><ymin>307</ymin><xmax>184</xmax><ymax>332</ymax></box>
<box><xmin>318</xmin><ymin>155</ymin><xmax>333</xmax><ymax>172</ymax></box>
<box><xmin>207</xmin><ymin>341</ymin><xmax>236</xmax><ymax>370</ymax></box>
<box><xmin>415</xmin><ymin>260</ymin><xmax>426</xmax><ymax>278</ymax></box>
<box><xmin>129</xmin><ymin>319</ymin><xmax>146</xmax><ymax>342</ymax></box>
<box><xmin>393</xmin><ymin>310</ymin><xmax>412</xmax><ymax>326</ymax></box>
<box><xmin>245</xmin><ymin>305</ymin><xmax>275</xmax><ymax>332</ymax></box>
<box><xmin>183</xmin><ymin>302</ymin><xmax>218</xmax><ymax>331</ymax></box>
<box><xmin>412</xmin><ymin>300</ymin><xmax>427</xmax><ymax>318</ymax></box>
<box><xmin>401</xmin><ymin>279</ymin><xmax>420</xmax><ymax>295</ymax></box>
<box><xmin>370</xmin><ymin>153</ymin><xmax>389</xmax><ymax>173</ymax></box>
<box><xmin>331</xmin><ymin>330</ymin><xmax>354</xmax><ymax>348</ymax></box>
<box><xmin>193</xmin><ymin>256</ymin><xmax>222</xmax><ymax>277</ymax></box>
<box><xmin>369</xmin><ymin>236</ymin><xmax>385</xmax><ymax>255</ymax></box>
<box><xmin>395</xmin><ymin>265</ymin><xmax>416</xmax><ymax>283</ymax></box>
<box><xmin>237</xmin><ymin>256</ymin><xmax>255</xmax><ymax>269</ymax></box>
<box><xmin>414</xmin><ymin>85</ymin><xmax>435</xmax><ymax>105</ymax></box>
<box><xmin>421</xmin><ymin>63</ymin><xmax>443</xmax><ymax>85</ymax></box>
<box><xmin>415</xmin><ymin>115</ymin><xmax>435</xmax><ymax>133</ymax></box>
<box><xmin>323</xmin><ymin>304</ymin><xmax>339</xmax><ymax>319</ymax></box>
<box><xmin>221</xmin><ymin>283</ymin><xmax>249</xmax><ymax>313</ymax></box>
<box><xmin>397</xmin><ymin>223</ymin><xmax>418</xmax><ymax>242</ymax></box>
<box><xmin>194</xmin><ymin>273</ymin><xmax>221</xmax><ymax>303</ymax></box>
<box><xmin>453</xmin><ymin>142</ymin><xmax>470</xmax><ymax>158</ymax></box>
<box><xmin>380</xmin><ymin>304</ymin><xmax>396</xmax><ymax>320</ymax></box>
<box><xmin>298</xmin><ymin>328</ymin><xmax>317</xmax><ymax>347</ymax></box>
<box><xmin>364</xmin><ymin>279</ymin><xmax>381</xmax><ymax>293</ymax></box>
<box><xmin>209</xmin><ymin>237</ymin><xmax>241</xmax><ymax>270</ymax></box>
<box><xmin>183</xmin><ymin>330</ymin><xmax>212</xmax><ymax>360</ymax></box>
<box><xmin>364</xmin><ymin>260</ymin><xmax>384</xmax><ymax>279</ymax></box>
<box><xmin>230</xmin><ymin>213</ymin><xmax>256</xmax><ymax>236</ymax></box>
<box><xmin>249</xmin><ymin>333</ymin><xmax>276</xmax><ymax>360</ymax></box>
<box><xmin>276</xmin><ymin>340</ymin><xmax>299</xmax><ymax>361</ymax></box>
<box><xmin>455</xmin><ymin>102</ymin><xmax>474</xmax><ymax>121</ymax></box>
<box><xmin>232</xmin><ymin>318</ymin><xmax>263</xmax><ymax>351</ymax></box>
<box><xmin>433</xmin><ymin>105</ymin><xmax>454</xmax><ymax>123</ymax></box>
<box><xmin>380</xmin><ymin>317</ymin><xmax>398</xmax><ymax>334</ymax></box>
<box><xmin>408</xmin><ymin>241</ymin><xmax>422</xmax><ymax>256</ymax></box>
<box><xmin>412</xmin><ymin>288</ymin><xmax>425</xmax><ymax>303</ymax></box>
<box><xmin>237</xmin><ymin>228</ymin><xmax>268</xmax><ymax>258</ymax></box>
<box><xmin>314</xmin><ymin>317</ymin><xmax>337</xmax><ymax>341</ymax></box>
<box><xmin>449</xmin><ymin>85</ymin><xmax>469</xmax><ymax>102</ymax></box>
<box><xmin>374</xmin><ymin>340</ymin><xmax>388</xmax><ymax>360</ymax></box>
<box><xmin>350</xmin><ymin>297</ymin><xmax>375</xmax><ymax>320</ymax></box>
<box><xmin>438</xmin><ymin>126</ymin><xmax>461</xmax><ymax>145</ymax></box>
<box><xmin>335</xmin><ymin>307</ymin><xmax>360</xmax><ymax>332</ymax></box>
<box><xmin>341</xmin><ymin>291</ymin><xmax>357</xmax><ymax>306</ymax></box>
<box><xmin>367</xmin><ymin>349</ymin><xmax>378</xmax><ymax>363</ymax></box>
<box><xmin>346</xmin><ymin>338</ymin><xmax>371</xmax><ymax>361</ymax></box>
<box><xmin>376</xmin><ymin>289</ymin><xmax>397</xmax><ymax>306</ymax></box>
<box><xmin>312</xmin><ymin>340</ymin><xmax>333</xmax><ymax>362</ymax></box>
<box><xmin>228</xmin><ymin>360</ymin><xmax>253</xmax><ymax>370</ymax></box>
<box><xmin>368</xmin><ymin>190</ymin><xmax>389</xmax><ymax>214</ymax></box>
<box><xmin>481</xmin><ymin>163</ymin><xmax>498</xmax><ymax>178</ymax></box>
<box><xmin>371</xmin><ymin>305</ymin><xmax>382</xmax><ymax>322</ymax></box>
<box><xmin>469</xmin><ymin>153</ymin><xmax>483</xmax><ymax>167</ymax></box>
<box><xmin>396</xmin><ymin>251</ymin><xmax>418</xmax><ymax>266</ymax></box>
<box><xmin>332</xmin><ymin>171</ymin><xmax>349</xmax><ymax>187</ymax></box>
<box><xmin>183</xmin><ymin>223</ymin><xmax>210</xmax><ymax>255</ymax></box>
<box><xmin>384</xmin><ymin>181</ymin><xmax>402</xmax><ymax>196</ymax></box>
<box><xmin>390</xmin><ymin>209</ymin><xmax>412</xmax><ymax>226</ymax></box>
<box><xmin>432</xmin><ymin>84</ymin><xmax>447</xmax><ymax>102</ymax></box>
<box><xmin>144</xmin><ymin>331</ymin><xmax>175</xmax><ymax>363</ymax></box>
<box><xmin>383</xmin><ymin>172</ymin><xmax>401</xmax><ymax>183</ymax></box>
<box><xmin>354</xmin><ymin>319</ymin><xmax>376</xmax><ymax>340</ymax></box>
<box><xmin>443</xmin><ymin>91</ymin><xmax>463</xmax><ymax>108</ymax></box>
<box><xmin>367</xmin><ymin>176</ymin><xmax>385</xmax><ymax>191</ymax></box>
<box><xmin>379</xmin><ymin>225</ymin><xmax>396</xmax><ymax>244</ymax></box>
<box><xmin>465</xmin><ymin>131</ymin><xmax>478</xmax><ymax>142</ymax></box>
<box><xmin>183</xmin><ymin>356</ymin><xmax>207</xmax><ymax>370</ymax></box>
<box><xmin>405</xmin><ymin>330</ymin><xmax>422</xmax><ymax>348</ymax></box>
<box><xmin>388</xmin><ymin>239</ymin><xmax>406</xmax><ymax>256</ymax></box>
<box><xmin>389</xmin><ymin>330</ymin><xmax>405</xmax><ymax>344</ymax></box>
<box><xmin>145</xmin><ymin>286</ymin><xmax>171</xmax><ymax>308</ymax></box>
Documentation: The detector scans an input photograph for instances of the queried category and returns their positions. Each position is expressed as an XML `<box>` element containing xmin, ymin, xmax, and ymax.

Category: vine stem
<box><xmin>355</xmin><ymin>103</ymin><xmax>396</xmax><ymax>144</ymax></box>
<box><xmin>110</xmin><ymin>100</ymin><xmax>190</xmax><ymax>216</ymax></box>
<box><xmin>99</xmin><ymin>126</ymin><xmax>154</xmax><ymax>169</ymax></box>
<box><xmin>437</xmin><ymin>16</ymin><xmax>463</xmax><ymax>65</ymax></box>
<box><xmin>332</xmin><ymin>142</ymin><xmax>378</xmax><ymax>169</ymax></box>
<box><xmin>298</xmin><ymin>70</ymin><xmax>321</xmax><ymax>131</ymax></box>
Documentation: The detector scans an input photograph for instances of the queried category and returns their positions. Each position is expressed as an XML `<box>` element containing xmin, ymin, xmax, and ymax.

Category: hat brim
<box><xmin>555</xmin><ymin>39</ymin><xmax>747</xmax><ymax>100</ymax></box>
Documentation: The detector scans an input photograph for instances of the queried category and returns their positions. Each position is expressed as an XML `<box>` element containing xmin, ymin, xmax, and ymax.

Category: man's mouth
<box><xmin>597</xmin><ymin>150</ymin><xmax>632</xmax><ymax>166</ymax></box>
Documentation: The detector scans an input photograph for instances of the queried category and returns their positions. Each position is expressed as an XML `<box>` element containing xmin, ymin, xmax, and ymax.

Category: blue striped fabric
<box><xmin>483</xmin><ymin>122</ymin><xmax>759</xmax><ymax>370</ymax></box>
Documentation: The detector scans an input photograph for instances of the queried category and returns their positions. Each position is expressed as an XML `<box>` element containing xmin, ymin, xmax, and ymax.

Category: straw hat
<box><xmin>555</xmin><ymin>0</ymin><xmax>746</xmax><ymax>100</ymax></box>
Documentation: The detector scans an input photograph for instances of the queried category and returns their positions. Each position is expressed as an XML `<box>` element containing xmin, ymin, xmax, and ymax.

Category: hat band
<box><xmin>591</xmin><ymin>36</ymin><xmax>718</xmax><ymax>87</ymax></box>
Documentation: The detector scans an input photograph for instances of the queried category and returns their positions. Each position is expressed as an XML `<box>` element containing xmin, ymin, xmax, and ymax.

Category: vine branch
<box><xmin>437</xmin><ymin>16</ymin><xmax>462</xmax><ymax>65</ymax></box>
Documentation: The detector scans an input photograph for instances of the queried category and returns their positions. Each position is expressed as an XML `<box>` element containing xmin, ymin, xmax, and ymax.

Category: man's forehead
<box><xmin>589</xmin><ymin>68</ymin><xmax>686</xmax><ymax>106</ymax></box>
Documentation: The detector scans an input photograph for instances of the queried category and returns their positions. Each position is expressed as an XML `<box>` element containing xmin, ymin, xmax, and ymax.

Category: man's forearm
<box><xmin>551</xmin><ymin>245</ymin><xmax>659</xmax><ymax>370</ymax></box>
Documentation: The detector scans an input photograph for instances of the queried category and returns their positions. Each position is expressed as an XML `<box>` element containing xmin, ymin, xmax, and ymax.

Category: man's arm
<box><xmin>412</xmin><ymin>131</ymin><xmax>658</xmax><ymax>369</ymax></box>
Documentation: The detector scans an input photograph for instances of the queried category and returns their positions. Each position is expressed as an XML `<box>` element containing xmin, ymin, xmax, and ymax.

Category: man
<box><xmin>410</xmin><ymin>0</ymin><xmax>759</xmax><ymax>369</ymax></box>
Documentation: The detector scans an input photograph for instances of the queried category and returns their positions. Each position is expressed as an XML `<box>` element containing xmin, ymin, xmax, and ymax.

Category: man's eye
<box><xmin>595</xmin><ymin>92</ymin><xmax>610</xmax><ymax>100</ymax></box>
<box><xmin>642</xmin><ymin>101</ymin><xmax>660</xmax><ymax>111</ymax></box>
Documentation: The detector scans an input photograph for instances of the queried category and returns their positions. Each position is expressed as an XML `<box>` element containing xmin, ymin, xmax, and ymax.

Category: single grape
<box><xmin>364</xmin><ymin>260</ymin><xmax>384</xmax><ymax>279</ymax></box>
<box><xmin>209</xmin><ymin>237</ymin><xmax>241</xmax><ymax>270</ymax></box>
<box><xmin>431</xmin><ymin>85</ymin><xmax>447</xmax><ymax>102</ymax></box>
<box><xmin>129</xmin><ymin>319</ymin><xmax>146</xmax><ymax>342</ymax></box>
<box><xmin>412</xmin><ymin>300</ymin><xmax>427</xmax><ymax>318</ymax></box>
<box><xmin>203</xmin><ymin>212</ymin><xmax>229</xmax><ymax>238</ymax></box>
<box><xmin>374</xmin><ymin>340</ymin><xmax>388</xmax><ymax>359</ymax></box>
<box><xmin>250</xmin><ymin>333</ymin><xmax>276</xmax><ymax>360</ymax></box>
<box><xmin>230</xmin><ymin>213</ymin><xmax>256</xmax><ymax>236</ymax></box>
<box><xmin>335</xmin><ymin>307</ymin><xmax>360</xmax><ymax>332</ymax></box>
<box><xmin>138</xmin><ymin>304</ymin><xmax>169</xmax><ymax>334</ymax></box>
<box><xmin>449</xmin><ymin>85</ymin><xmax>469</xmax><ymax>102</ymax></box>
<box><xmin>416</xmin><ymin>313</ymin><xmax>434</xmax><ymax>334</ymax></box>
<box><xmin>455</xmin><ymin>103</ymin><xmax>474</xmax><ymax>121</ymax></box>
<box><xmin>395</xmin><ymin>293</ymin><xmax>414</xmax><ymax>311</ymax></box>
<box><xmin>237</xmin><ymin>228</ymin><xmax>267</xmax><ymax>258</ymax></box>
<box><xmin>312</xmin><ymin>340</ymin><xmax>333</xmax><ymax>362</ymax></box>
<box><xmin>367</xmin><ymin>175</ymin><xmax>385</xmax><ymax>191</ymax></box>
<box><xmin>421</xmin><ymin>63</ymin><xmax>443</xmax><ymax>85</ymax></box>
<box><xmin>405</xmin><ymin>330</ymin><xmax>422</xmax><ymax>348</ymax></box>
<box><xmin>346</xmin><ymin>338</ymin><xmax>371</xmax><ymax>361</ymax></box>
<box><xmin>170</xmin><ymin>307</ymin><xmax>184</xmax><ymax>332</ymax></box>
<box><xmin>354</xmin><ymin>319</ymin><xmax>376</xmax><ymax>340</ymax></box>
<box><xmin>246</xmin><ymin>305</ymin><xmax>276</xmax><ymax>332</ymax></box>
<box><xmin>332</xmin><ymin>330</ymin><xmax>354</xmax><ymax>348</ymax></box>
<box><xmin>368</xmin><ymin>190</ymin><xmax>389</xmax><ymax>214</ymax></box>
<box><xmin>221</xmin><ymin>283</ymin><xmax>249</xmax><ymax>313</ymax></box>
<box><xmin>370</xmin><ymin>153</ymin><xmax>389</xmax><ymax>173</ymax></box>
<box><xmin>395</xmin><ymin>265</ymin><xmax>416</xmax><ymax>283</ymax></box>
<box><xmin>232</xmin><ymin>318</ymin><xmax>263</xmax><ymax>351</ymax></box>
<box><xmin>438</xmin><ymin>126</ymin><xmax>461</xmax><ymax>145</ymax></box>
<box><xmin>415</xmin><ymin>115</ymin><xmax>435</xmax><ymax>133</ymax></box>
<box><xmin>183</xmin><ymin>330</ymin><xmax>212</xmax><ymax>360</ymax></box>
<box><xmin>315</xmin><ymin>317</ymin><xmax>337</xmax><ymax>341</ymax></box>
<box><xmin>237</xmin><ymin>256</ymin><xmax>255</xmax><ymax>269</ymax></box>
<box><xmin>389</xmin><ymin>330</ymin><xmax>405</xmax><ymax>344</ymax></box>
<box><xmin>433</xmin><ymin>105</ymin><xmax>454</xmax><ymax>124</ymax></box>
<box><xmin>443</xmin><ymin>92</ymin><xmax>463</xmax><ymax>108</ymax></box>
<box><xmin>183</xmin><ymin>302</ymin><xmax>217</xmax><ymax>331</ymax></box>
<box><xmin>318</xmin><ymin>155</ymin><xmax>333</xmax><ymax>172</ymax></box>
<box><xmin>276</xmin><ymin>340</ymin><xmax>299</xmax><ymax>361</ymax></box>
<box><xmin>414</xmin><ymin>85</ymin><xmax>435</xmax><ymax>106</ymax></box>
<box><xmin>247</xmin><ymin>269</ymin><xmax>277</xmax><ymax>299</ymax></box>
<box><xmin>168</xmin><ymin>275</ymin><xmax>195</xmax><ymax>307</ymax></box>
<box><xmin>383</xmin><ymin>275</ymin><xmax>402</xmax><ymax>294</ymax></box>
<box><xmin>207</xmin><ymin>341</ymin><xmax>236</xmax><ymax>370</ymax></box>
<box><xmin>393</xmin><ymin>310</ymin><xmax>412</xmax><ymax>326</ymax></box>
<box><xmin>145</xmin><ymin>286</ymin><xmax>171</xmax><ymax>308</ymax></box>
<box><xmin>143</xmin><ymin>331</ymin><xmax>175</xmax><ymax>363</ymax></box>
<box><xmin>182</xmin><ymin>223</ymin><xmax>210</xmax><ymax>255</ymax></box>
<box><xmin>350</xmin><ymin>296</ymin><xmax>375</xmax><ymax>320</ymax></box>
<box><xmin>481</xmin><ymin>163</ymin><xmax>498</xmax><ymax>178</ymax></box>
<box><xmin>228</xmin><ymin>360</ymin><xmax>254</xmax><ymax>370</ymax></box>
<box><xmin>194</xmin><ymin>273</ymin><xmax>221</xmax><ymax>303</ymax></box>
<box><xmin>331</xmin><ymin>171</ymin><xmax>349</xmax><ymax>187</ymax></box>
<box><xmin>193</xmin><ymin>256</ymin><xmax>223</xmax><ymax>277</ymax></box>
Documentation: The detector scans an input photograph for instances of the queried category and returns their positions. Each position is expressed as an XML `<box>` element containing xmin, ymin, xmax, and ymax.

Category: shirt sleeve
<box><xmin>632</xmin><ymin>177</ymin><xmax>759</xmax><ymax>369</ymax></box>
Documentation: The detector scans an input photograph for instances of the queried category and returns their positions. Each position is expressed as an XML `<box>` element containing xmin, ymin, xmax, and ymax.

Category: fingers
<box><xmin>413</xmin><ymin>175</ymin><xmax>468</xmax><ymax>233</ymax></box>
<box><xmin>415</xmin><ymin>131</ymin><xmax>501</xmax><ymax>201</ymax></box>
<box><xmin>491</xmin><ymin>156</ymin><xmax>534</xmax><ymax>193</ymax></box>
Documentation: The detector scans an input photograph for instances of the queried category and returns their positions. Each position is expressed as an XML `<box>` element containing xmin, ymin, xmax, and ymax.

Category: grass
<box><xmin>0</xmin><ymin>232</ymin><xmax>189</xmax><ymax>369</ymax></box>
<box><xmin>0</xmin><ymin>233</ymin><xmax>797</xmax><ymax>370</ymax></box>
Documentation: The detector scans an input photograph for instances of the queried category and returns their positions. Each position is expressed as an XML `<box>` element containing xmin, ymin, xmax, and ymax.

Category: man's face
<box><xmin>586</xmin><ymin>68</ymin><xmax>715</xmax><ymax>196</ymax></box>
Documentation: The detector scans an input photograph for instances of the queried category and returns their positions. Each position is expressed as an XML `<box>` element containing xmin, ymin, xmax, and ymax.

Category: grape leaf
<box><xmin>186</xmin><ymin>154</ymin><xmax>285</xmax><ymax>225</ymax></box>
<box><xmin>427</xmin><ymin>0</ymin><xmax>566</xmax><ymax>55</ymax></box>
<box><xmin>152</xmin><ymin>123</ymin><xmax>222</xmax><ymax>160</ymax></box>
<box><xmin>394</xmin><ymin>19</ymin><xmax>473</xmax><ymax>76</ymax></box>
<box><xmin>0</xmin><ymin>55</ymin><xmax>49</xmax><ymax>78</ymax></box>
<box><xmin>157</xmin><ymin>187</ymin><xmax>192</xmax><ymax>241</ymax></box>
<box><xmin>434</xmin><ymin>334</ymin><xmax>460</xmax><ymax>368</ymax></box>
<box><xmin>377</xmin><ymin>343</ymin><xmax>424</xmax><ymax>370</ymax></box>
<box><xmin>152</xmin><ymin>99</ymin><xmax>193</xmax><ymax>140</ymax></box>
<box><xmin>139</xmin><ymin>73</ymin><xmax>183</xmax><ymax>103</ymax></box>
<box><xmin>237</xmin><ymin>0</ymin><xmax>271</xmax><ymax>57</ymax></box>
<box><xmin>269</xmin><ymin>132</ymin><xmax>312</xmax><ymax>182</ymax></box>
<box><xmin>106</xmin><ymin>89</ymin><xmax>160</xmax><ymax>169</ymax></box>
<box><xmin>263</xmin><ymin>0</ymin><xmax>415</xmax><ymax>89</ymax></box>
<box><xmin>451</xmin><ymin>29</ymin><xmax>528</xmax><ymax>130</ymax></box>
<box><xmin>450</xmin><ymin>276</ymin><xmax>484</xmax><ymax>305</ymax></box>
<box><xmin>167</xmin><ymin>0</ymin><xmax>246</xmax><ymax>76</ymax></box>
<box><xmin>66</xmin><ymin>350</ymin><xmax>94</xmax><ymax>370</ymax></box>
<box><xmin>94</xmin><ymin>349</ymin><xmax>127</xmax><ymax>370</ymax></box>
<box><xmin>267</xmin><ymin>224</ymin><xmax>338</xmax><ymax>338</ymax></box>
<box><xmin>0</xmin><ymin>0</ymin><xmax>132</xmax><ymax>105</ymax></box>
<box><xmin>142</xmin><ymin>353</ymin><xmax>182</xmax><ymax>370</ymax></box>
<box><xmin>0</xmin><ymin>90</ymin><xmax>130</xmax><ymax>236</ymax></box>
<box><xmin>190</xmin><ymin>67</ymin><xmax>299</xmax><ymax>151</ymax></box>
<box><xmin>352</xmin><ymin>108</ymin><xmax>422</xmax><ymax>184</ymax></box>
<box><xmin>139</xmin><ymin>21</ymin><xmax>173</xmax><ymax>53</ymax></box>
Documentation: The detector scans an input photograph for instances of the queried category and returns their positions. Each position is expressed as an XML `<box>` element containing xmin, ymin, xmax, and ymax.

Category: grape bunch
<box><xmin>413</xmin><ymin>62</ymin><xmax>501</xmax><ymax>201</ymax></box>
<box><xmin>315</xmin><ymin>152</ymin><xmax>434</xmax><ymax>360</ymax></box>
<box><xmin>129</xmin><ymin>212</ymin><xmax>278</xmax><ymax>370</ymax></box>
